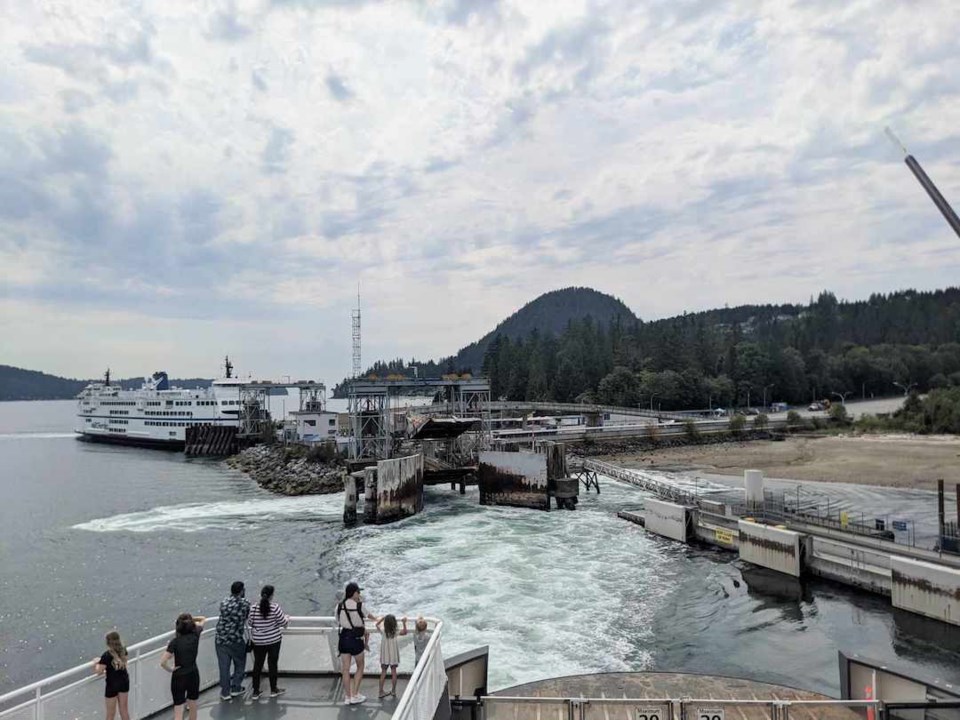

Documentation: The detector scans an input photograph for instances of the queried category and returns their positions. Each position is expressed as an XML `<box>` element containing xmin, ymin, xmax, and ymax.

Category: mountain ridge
<box><xmin>0</xmin><ymin>365</ymin><xmax>211</xmax><ymax>402</ymax></box>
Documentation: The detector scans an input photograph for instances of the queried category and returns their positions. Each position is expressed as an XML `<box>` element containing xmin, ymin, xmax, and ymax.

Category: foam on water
<box><xmin>321</xmin><ymin>481</ymin><xmax>678</xmax><ymax>689</ymax></box>
<box><xmin>72</xmin><ymin>494</ymin><xmax>345</xmax><ymax>533</ymax></box>
<box><xmin>0</xmin><ymin>432</ymin><xmax>76</xmax><ymax>440</ymax></box>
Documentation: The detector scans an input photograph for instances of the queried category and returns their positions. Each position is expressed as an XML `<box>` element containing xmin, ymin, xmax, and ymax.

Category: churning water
<box><xmin>1</xmin><ymin>400</ymin><xmax>959</xmax><ymax>696</ymax></box>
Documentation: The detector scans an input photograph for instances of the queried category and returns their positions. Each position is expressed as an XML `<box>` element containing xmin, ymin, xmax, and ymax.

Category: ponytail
<box><xmin>259</xmin><ymin>585</ymin><xmax>274</xmax><ymax>618</ymax></box>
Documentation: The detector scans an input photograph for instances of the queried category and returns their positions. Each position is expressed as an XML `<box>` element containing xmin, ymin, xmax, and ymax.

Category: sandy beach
<box><xmin>604</xmin><ymin>433</ymin><xmax>960</xmax><ymax>490</ymax></box>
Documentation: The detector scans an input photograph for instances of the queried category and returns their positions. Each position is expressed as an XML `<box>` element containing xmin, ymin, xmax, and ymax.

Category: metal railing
<box><xmin>0</xmin><ymin>615</ymin><xmax>444</xmax><ymax>720</ymax></box>
<box><xmin>481</xmin><ymin>696</ymin><xmax>884</xmax><ymax>720</ymax></box>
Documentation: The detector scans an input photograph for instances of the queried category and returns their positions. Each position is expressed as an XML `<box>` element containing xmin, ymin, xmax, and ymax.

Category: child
<box><xmin>376</xmin><ymin>614</ymin><xmax>407</xmax><ymax>698</ymax></box>
<box><xmin>412</xmin><ymin>616</ymin><xmax>432</xmax><ymax>666</ymax></box>
<box><xmin>94</xmin><ymin>631</ymin><xmax>130</xmax><ymax>720</ymax></box>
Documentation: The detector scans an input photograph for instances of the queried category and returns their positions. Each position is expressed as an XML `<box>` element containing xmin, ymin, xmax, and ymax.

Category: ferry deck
<box><xmin>2</xmin><ymin>615</ymin><xmax>956</xmax><ymax>720</ymax></box>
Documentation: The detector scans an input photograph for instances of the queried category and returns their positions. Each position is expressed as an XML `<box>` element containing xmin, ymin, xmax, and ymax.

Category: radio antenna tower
<box><xmin>351</xmin><ymin>286</ymin><xmax>361</xmax><ymax>379</ymax></box>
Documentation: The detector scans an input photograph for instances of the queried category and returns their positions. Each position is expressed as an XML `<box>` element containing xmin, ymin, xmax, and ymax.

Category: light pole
<box><xmin>831</xmin><ymin>390</ymin><xmax>851</xmax><ymax>406</ymax></box>
<box><xmin>649</xmin><ymin>394</ymin><xmax>658</xmax><ymax>412</ymax></box>
<box><xmin>893</xmin><ymin>381</ymin><xmax>916</xmax><ymax>397</ymax></box>
<box><xmin>762</xmin><ymin>384</ymin><xmax>775</xmax><ymax>411</ymax></box>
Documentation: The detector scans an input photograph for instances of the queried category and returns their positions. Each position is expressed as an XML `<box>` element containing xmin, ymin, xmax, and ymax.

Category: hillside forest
<box><xmin>345</xmin><ymin>288</ymin><xmax>960</xmax><ymax>412</ymax></box>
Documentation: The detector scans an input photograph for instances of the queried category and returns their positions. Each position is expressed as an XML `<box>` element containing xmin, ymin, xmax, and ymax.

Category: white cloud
<box><xmin>1</xmin><ymin>0</ymin><xmax>959</xmax><ymax>383</ymax></box>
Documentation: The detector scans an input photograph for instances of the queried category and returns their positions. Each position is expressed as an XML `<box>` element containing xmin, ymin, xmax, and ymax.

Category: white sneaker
<box><xmin>343</xmin><ymin>695</ymin><xmax>355</xmax><ymax>705</ymax></box>
<box><xmin>354</xmin><ymin>694</ymin><xmax>367</xmax><ymax>704</ymax></box>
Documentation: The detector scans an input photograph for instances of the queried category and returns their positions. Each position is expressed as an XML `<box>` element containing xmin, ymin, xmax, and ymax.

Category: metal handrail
<box><xmin>392</xmin><ymin>619</ymin><xmax>445</xmax><ymax>720</ymax></box>
<box><xmin>0</xmin><ymin>614</ymin><xmax>444</xmax><ymax>720</ymax></box>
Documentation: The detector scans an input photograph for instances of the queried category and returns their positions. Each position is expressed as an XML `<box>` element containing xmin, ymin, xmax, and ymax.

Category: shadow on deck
<box><xmin>153</xmin><ymin>675</ymin><xmax>408</xmax><ymax>720</ymax></box>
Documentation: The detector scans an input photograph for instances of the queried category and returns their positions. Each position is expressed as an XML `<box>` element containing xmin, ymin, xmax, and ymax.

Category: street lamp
<box><xmin>893</xmin><ymin>381</ymin><xmax>916</xmax><ymax>397</ymax></box>
<box><xmin>649</xmin><ymin>394</ymin><xmax>658</xmax><ymax>412</ymax></box>
<box><xmin>762</xmin><ymin>384</ymin><xmax>775</xmax><ymax>411</ymax></box>
<box><xmin>831</xmin><ymin>390</ymin><xmax>851</xmax><ymax>406</ymax></box>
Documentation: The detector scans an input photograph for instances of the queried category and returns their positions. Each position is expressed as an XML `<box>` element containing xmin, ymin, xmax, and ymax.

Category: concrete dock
<box><xmin>590</xmin><ymin>459</ymin><xmax>960</xmax><ymax>628</ymax></box>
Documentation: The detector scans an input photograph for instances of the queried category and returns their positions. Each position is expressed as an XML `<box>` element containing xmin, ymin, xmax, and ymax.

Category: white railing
<box><xmin>0</xmin><ymin>615</ymin><xmax>445</xmax><ymax>720</ymax></box>
<box><xmin>393</xmin><ymin>619</ymin><xmax>446</xmax><ymax>720</ymax></box>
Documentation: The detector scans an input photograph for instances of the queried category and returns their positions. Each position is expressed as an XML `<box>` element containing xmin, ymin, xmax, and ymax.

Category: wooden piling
<box><xmin>343</xmin><ymin>473</ymin><xmax>358</xmax><ymax>526</ymax></box>
<box><xmin>363</xmin><ymin>467</ymin><xmax>378</xmax><ymax>524</ymax></box>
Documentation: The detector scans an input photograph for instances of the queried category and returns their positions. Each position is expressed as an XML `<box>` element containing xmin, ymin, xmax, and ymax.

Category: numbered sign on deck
<box><xmin>697</xmin><ymin>707</ymin><xmax>726</xmax><ymax>720</ymax></box>
<box><xmin>635</xmin><ymin>706</ymin><xmax>665</xmax><ymax>720</ymax></box>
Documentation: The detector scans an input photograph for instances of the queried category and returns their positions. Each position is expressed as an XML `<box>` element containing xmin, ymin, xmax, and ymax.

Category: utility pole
<box><xmin>763</xmin><ymin>384</ymin><xmax>775</xmax><ymax>411</ymax></box>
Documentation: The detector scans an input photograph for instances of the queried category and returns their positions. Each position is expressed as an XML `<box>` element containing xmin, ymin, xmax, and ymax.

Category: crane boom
<box><xmin>885</xmin><ymin>127</ymin><xmax>960</xmax><ymax>239</ymax></box>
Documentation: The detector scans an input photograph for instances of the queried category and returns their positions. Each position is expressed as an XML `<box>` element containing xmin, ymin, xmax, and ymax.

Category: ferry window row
<box><xmin>109</xmin><ymin>419</ymin><xmax>129</xmax><ymax>425</ymax></box>
<box><xmin>221</xmin><ymin>400</ymin><xmax>239</xmax><ymax>405</ymax></box>
<box><xmin>145</xmin><ymin>421</ymin><xmax>190</xmax><ymax>427</ymax></box>
<box><xmin>109</xmin><ymin>410</ymin><xmax>129</xmax><ymax>415</ymax></box>
<box><xmin>101</xmin><ymin>401</ymin><xmax>136</xmax><ymax>406</ymax></box>
<box><xmin>145</xmin><ymin>411</ymin><xmax>194</xmax><ymax>417</ymax></box>
<box><xmin>108</xmin><ymin>428</ymin><xmax>126</xmax><ymax>433</ymax></box>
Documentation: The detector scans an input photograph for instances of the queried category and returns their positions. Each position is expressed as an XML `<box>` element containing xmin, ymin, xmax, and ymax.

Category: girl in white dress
<box><xmin>376</xmin><ymin>615</ymin><xmax>407</xmax><ymax>698</ymax></box>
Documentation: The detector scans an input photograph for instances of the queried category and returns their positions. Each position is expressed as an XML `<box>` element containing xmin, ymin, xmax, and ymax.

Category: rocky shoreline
<box><xmin>225</xmin><ymin>444</ymin><xmax>345</xmax><ymax>495</ymax></box>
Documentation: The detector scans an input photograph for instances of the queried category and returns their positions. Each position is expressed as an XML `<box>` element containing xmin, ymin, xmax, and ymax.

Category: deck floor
<box><xmin>153</xmin><ymin>675</ymin><xmax>408</xmax><ymax>720</ymax></box>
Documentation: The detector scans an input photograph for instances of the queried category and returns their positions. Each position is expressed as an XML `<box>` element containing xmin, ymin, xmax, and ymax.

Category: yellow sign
<box><xmin>715</xmin><ymin>528</ymin><xmax>734</xmax><ymax>545</ymax></box>
<box><xmin>840</xmin><ymin>511</ymin><xmax>849</xmax><ymax>528</ymax></box>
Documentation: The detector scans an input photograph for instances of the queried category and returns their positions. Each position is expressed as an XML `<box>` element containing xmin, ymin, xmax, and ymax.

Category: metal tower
<box><xmin>351</xmin><ymin>288</ymin><xmax>361</xmax><ymax>379</ymax></box>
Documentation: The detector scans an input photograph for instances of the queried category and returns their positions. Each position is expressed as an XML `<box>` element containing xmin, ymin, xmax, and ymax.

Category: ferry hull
<box><xmin>75</xmin><ymin>432</ymin><xmax>185</xmax><ymax>451</ymax></box>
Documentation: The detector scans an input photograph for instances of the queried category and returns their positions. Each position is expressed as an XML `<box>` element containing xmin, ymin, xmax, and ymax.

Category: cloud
<box><xmin>3</xmin><ymin>0</ymin><xmax>960</xmax><ymax>383</ymax></box>
<box><xmin>206</xmin><ymin>1</ymin><xmax>253</xmax><ymax>42</ymax></box>
<box><xmin>325</xmin><ymin>73</ymin><xmax>353</xmax><ymax>102</ymax></box>
<box><xmin>261</xmin><ymin>126</ymin><xmax>295</xmax><ymax>174</ymax></box>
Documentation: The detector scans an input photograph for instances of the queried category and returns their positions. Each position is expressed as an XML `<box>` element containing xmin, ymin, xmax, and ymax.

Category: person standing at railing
<box><xmin>336</xmin><ymin>581</ymin><xmax>375</xmax><ymax>706</ymax></box>
<box><xmin>93</xmin><ymin>631</ymin><xmax>130</xmax><ymax>720</ymax></box>
<box><xmin>376</xmin><ymin>614</ymin><xmax>407</xmax><ymax>698</ymax></box>
<box><xmin>215</xmin><ymin>580</ymin><xmax>250</xmax><ymax>701</ymax></box>
<box><xmin>247</xmin><ymin>584</ymin><xmax>289</xmax><ymax>700</ymax></box>
<box><xmin>160</xmin><ymin>613</ymin><xmax>207</xmax><ymax>720</ymax></box>
<box><xmin>412</xmin><ymin>616</ymin><xmax>433</xmax><ymax>666</ymax></box>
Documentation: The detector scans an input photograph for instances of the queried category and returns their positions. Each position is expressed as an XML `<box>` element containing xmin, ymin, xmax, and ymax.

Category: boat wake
<box><xmin>0</xmin><ymin>432</ymin><xmax>76</xmax><ymax>440</ymax></box>
<box><xmin>72</xmin><ymin>494</ymin><xmax>344</xmax><ymax>533</ymax></box>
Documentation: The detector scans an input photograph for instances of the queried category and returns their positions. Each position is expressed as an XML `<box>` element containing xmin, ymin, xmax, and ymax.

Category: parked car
<box><xmin>744</xmin><ymin>408</ymin><xmax>760</xmax><ymax>415</ymax></box>
<box><xmin>808</xmin><ymin>402</ymin><xmax>824</xmax><ymax>411</ymax></box>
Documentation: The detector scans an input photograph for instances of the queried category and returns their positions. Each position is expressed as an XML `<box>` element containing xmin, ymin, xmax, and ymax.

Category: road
<box><xmin>767</xmin><ymin>396</ymin><xmax>904</xmax><ymax>420</ymax></box>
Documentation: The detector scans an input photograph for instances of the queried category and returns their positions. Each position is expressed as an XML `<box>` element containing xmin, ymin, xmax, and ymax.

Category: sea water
<box><xmin>1</xmin><ymin>400</ymin><xmax>958</xmax><ymax>696</ymax></box>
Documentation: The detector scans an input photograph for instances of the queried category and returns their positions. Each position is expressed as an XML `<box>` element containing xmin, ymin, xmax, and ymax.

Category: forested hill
<box><xmin>454</xmin><ymin>287</ymin><xmax>637</xmax><ymax>372</ymax></box>
<box><xmin>334</xmin><ymin>286</ymin><xmax>960</xmax><ymax>408</ymax></box>
<box><xmin>0</xmin><ymin>366</ymin><xmax>211</xmax><ymax>401</ymax></box>
<box><xmin>331</xmin><ymin>287</ymin><xmax>637</xmax><ymax>396</ymax></box>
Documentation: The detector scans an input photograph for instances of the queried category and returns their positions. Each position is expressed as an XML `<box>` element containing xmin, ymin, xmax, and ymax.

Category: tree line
<box><xmin>481</xmin><ymin>289</ymin><xmax>960</xmax><ymax>410</ymax></box>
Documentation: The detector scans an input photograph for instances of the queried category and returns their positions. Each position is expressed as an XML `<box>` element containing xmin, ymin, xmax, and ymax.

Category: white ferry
<box><xmin>75</xmin><ymin>358</ymin><xmax>245</xmax><ymax>449</ymax></box>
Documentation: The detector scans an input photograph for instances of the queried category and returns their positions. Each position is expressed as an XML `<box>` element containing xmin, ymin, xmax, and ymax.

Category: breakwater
<box><xmin>226</xmin><ymin>444</ymin><xmax>344</xmax><ymax>495</ymax></box>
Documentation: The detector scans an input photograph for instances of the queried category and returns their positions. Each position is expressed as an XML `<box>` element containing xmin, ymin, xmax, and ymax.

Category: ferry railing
<box><xmin>481</xmin><ymin>697</ymin><xmax>883</xmax><ymax>720</ymax></box>
<box><xmin>392</xmin><ymin>618</ymin><xmax>446</xmax><ymax>720</ymax></box>
<box><xmin>0</xmin><ymin>615</ymin><xmax>444</xmax><ymax>720</ymax></box>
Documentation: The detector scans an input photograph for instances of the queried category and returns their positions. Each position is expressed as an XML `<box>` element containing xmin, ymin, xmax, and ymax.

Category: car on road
<box><xmin>808</xmin><ymin>402</ymin><xmax>824</xmax><ymax>411</ymax></box>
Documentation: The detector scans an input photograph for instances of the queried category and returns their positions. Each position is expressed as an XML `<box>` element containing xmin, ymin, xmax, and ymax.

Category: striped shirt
<box><xmin>247</xmin><ymin>601</ymin><xmax>288</xmax><ymax>645</ymax></box>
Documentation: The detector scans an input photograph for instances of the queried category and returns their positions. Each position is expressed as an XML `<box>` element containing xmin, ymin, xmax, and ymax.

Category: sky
<box><xmin>1</xmin><ymin>0</ymin><xmax>960</xmax><ymax>383</ymax></box>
